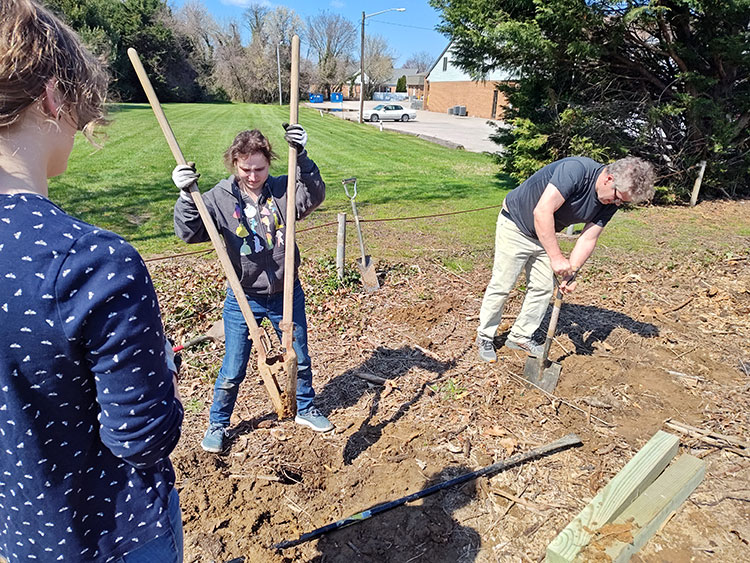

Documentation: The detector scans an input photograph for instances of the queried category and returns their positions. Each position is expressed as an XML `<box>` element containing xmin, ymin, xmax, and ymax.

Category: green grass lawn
<box><xmin>52</xmin><ymin>103</ymin><xmax>511</xmax><ymax>256</ymax></box>
<box><xmin>51</xmin><ymin>102</ymin><xmax>747</xmax><ymax>269</ymax></box>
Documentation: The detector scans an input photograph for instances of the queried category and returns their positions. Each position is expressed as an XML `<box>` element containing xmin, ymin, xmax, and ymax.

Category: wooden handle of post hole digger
<box><xmin>280</xmin><ymin>35</ymin><xmax>300</xmax><ymax>411</ymax></box>
<box><xmin>127</xmin><ymin>48</ymin><xmax>284</xmax><ymax>414</ymax></box>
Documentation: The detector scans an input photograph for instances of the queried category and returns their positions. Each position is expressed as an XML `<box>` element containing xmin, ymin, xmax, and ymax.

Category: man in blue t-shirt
<box><xmin>477</xmin><ymin>156</ymin><xmax>655</xmax><ymax>362</ymax></box>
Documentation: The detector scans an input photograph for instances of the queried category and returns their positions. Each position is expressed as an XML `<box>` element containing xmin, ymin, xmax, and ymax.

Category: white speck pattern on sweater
<box><xmin>0</xmin><ymin>194</ymin><xmax>184</xmax><ymax>561</ymax></box>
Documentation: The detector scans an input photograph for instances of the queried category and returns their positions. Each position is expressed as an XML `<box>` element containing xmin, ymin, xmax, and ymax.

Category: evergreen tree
<box><xmin>431</xmin><ymin>0</ymin><xmax>750</xmax><ymax>198</ymax></box>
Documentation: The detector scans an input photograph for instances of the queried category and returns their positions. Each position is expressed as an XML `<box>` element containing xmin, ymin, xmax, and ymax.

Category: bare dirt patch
<box><xmin>151</xmin><ymin>200</ymin><xmax>750</xmax><ymax>562</ymax></box>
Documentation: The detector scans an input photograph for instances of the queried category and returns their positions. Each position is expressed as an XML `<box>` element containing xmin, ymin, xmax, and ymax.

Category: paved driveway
<box><xmin>306</xmin><ymin>100</ymin><xmax>502</xmax><ymax>154</ymax></box>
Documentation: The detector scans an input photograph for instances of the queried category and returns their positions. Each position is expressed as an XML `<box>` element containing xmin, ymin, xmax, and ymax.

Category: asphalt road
<box><xmin>306</xmin><ymin>100</ymin><xmax>502</xmax><ymax>154</ymax></box>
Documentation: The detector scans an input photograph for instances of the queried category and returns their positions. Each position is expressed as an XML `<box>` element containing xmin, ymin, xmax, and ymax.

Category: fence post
<box><xmin>690</xmin><ymin>160</ymin><xmax>707</xmax><ymax>207</ymax></box>
<box><xmin>336</xmin><ymin>212</ymin><xmax>346</xmax><ymax>280</ymax></box>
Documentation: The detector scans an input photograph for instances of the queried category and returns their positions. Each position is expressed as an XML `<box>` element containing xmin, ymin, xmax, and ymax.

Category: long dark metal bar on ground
<box><xmin>272</xmin><ymin>433</ymin><xmax>582</xmax><ymax>550</ymax></box>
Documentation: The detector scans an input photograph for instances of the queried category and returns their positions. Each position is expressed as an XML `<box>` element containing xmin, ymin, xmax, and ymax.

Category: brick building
<box><xmin>424</xmin><ymin>43</ymin><xmax>515</xmax><ymax>120</ymax></box>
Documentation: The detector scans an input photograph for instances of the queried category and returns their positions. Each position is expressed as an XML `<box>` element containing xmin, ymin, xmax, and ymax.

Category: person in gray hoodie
<box><xmin>172</xmin><ymin>126</ymin><xmax>333</xmax><ymax>453</ymax></box>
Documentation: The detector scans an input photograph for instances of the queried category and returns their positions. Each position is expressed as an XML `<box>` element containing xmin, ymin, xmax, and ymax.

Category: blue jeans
<box><xmin>117</xmin><ymin>487</ymin><xmax>182</xmax><ymax>562</ymax></box>
<box><xmin>209</xmin><ymin>282</ymin><xmax>315</xmax><ymax>427</ymax></box>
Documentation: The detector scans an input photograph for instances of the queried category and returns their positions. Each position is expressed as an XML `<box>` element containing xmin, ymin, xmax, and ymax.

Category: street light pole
<box><xmin>276</xmin><ymin>42</ymin><xmax>283</xmax><ymax>106</ymax></box>
<box><xmin>359</xmin><ymin>12</ymin><xmax>365</xmax><ymax>123</ymax></box>
<box><xmin>358</xmin><ymin>7</ymin><xmax>405</xmax><ymax>124</ymax></box>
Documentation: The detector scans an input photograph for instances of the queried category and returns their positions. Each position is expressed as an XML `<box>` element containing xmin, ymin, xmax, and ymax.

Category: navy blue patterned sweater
<box><xmin>0</xmin><ymin>194</ymin><xmax>184</xmax><ymax>561</ymax></box>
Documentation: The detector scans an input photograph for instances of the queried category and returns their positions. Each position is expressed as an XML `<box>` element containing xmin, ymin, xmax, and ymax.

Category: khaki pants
<box><xmin>478</xmin><ymin>213</ymin><xmax>554</xmax><ymax>342</ymax></box>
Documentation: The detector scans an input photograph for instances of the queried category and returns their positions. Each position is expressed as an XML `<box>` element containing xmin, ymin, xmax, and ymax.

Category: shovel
<box><xmin>129</xmin><ymin>48</ymin><xmax>292</xmax><ymax>419</ymax></box>
<box><xmin>522</xmin><ymin>274</ymin><xmax>575</xmax><ymax>393</ymax></box>
<box><xmin>341</xmin><ymin>177</ymin><xmax>380</xmax><ymax>292</ymax></box>
<box><xmin>172</xmin><ymin>319</ymin><xmax>225</xmax><ymax>352</ymax></box>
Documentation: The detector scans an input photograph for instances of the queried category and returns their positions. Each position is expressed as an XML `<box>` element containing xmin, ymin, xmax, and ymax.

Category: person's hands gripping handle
<box><xmin>559</xmin><ymin>269</ymin><xmax>579</xmax><ymax>295</ymax></box>
<box><xmin>283</xmin><ymin>123</ymin><xmax>307</xmax><ymax>151</ymax></box>
<box><xmin>172</xmin><ymin>162</ymin><xmax>200</xmax><ymax>201</ymax></box>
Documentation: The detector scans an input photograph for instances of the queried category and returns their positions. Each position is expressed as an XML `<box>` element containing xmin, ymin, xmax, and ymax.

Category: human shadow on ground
<box><xmin>533</xmin><ymin>303</ymin><xmax>659</xmax><ymax>357</ymax></box>
<box><xmin>315</xmin><ymin>345</ymin><xmax>454</xmax><ymax>466</ymax></box>
<box><xmin>310</xmin><ymin>466</ymin><xmax>480</xmax><ymax>563</ymax></box>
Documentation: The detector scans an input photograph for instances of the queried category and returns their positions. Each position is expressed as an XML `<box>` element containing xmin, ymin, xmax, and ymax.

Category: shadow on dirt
<box><xmin>541</xmin><ymin>303</ymin><xmax>659</xmax><ymax>356</ymax></box>
<box><xmin>316</xmin><ymin>345</ymin><xmax>455</xmax><ymax>466</ymax></box>
<box><xmin>310</xmin><ymin>466</ymin><xmax>480</xmax><ymax>563</ymax></box>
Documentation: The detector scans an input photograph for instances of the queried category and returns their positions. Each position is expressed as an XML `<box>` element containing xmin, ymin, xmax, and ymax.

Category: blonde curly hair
<box><xmin>0</xmin><ymin>0</ymin><xmax>108</xmax><ymax>137</ymax></box>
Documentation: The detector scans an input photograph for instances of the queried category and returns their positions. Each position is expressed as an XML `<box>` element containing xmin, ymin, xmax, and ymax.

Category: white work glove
<box><xmin>172</xmin><ymin>163</ymin><xmax>199</xmax><ymax>201</ymax></box>
<box><xmin>283</xmin><ymin>123</ymin><xmax>307</xmax><ymax>151</ymax></box>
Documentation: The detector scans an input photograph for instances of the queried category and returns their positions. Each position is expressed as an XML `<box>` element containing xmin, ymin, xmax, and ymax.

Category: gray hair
<box><xmin>608</xmin><ymin>157</ymin><xmax>656</xmax><ymax>204</ymax></box>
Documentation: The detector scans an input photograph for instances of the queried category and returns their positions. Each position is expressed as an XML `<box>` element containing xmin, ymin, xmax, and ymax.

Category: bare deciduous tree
<box><xmin>172</xmin><ymin>1</ymin><xmax>219</xmax><ymax>96</ymax></box>
<box><xmin>307</xmin><ymin>11</ymin><xmax>357</xmax><ymax>97</ymax></box>
<box><xmin>213</xmin><ymin>21</ymin><xmax>251</xmax><ymax>102</ymax></box>
<box><xmin>363</xmin><ymin>34</ymin><xmax>395</xmax><ymax>97</ymax></box>
<box><xmin>404</xmin><ymin>51</ymin><xmax>433</xmax><ymax>73</ymax></box>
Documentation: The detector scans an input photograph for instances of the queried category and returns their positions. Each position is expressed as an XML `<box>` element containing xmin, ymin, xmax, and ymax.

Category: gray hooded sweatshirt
<box><xmin>174</xmin><ymin>150</ymin><xmax>325</xmax><ymax>296</ymax></box>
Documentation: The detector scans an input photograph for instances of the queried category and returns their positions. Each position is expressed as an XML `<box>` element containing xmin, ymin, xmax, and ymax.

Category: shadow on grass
<box><xmin>52</xmin><ymin>178</ymin><xmax>177</xmax><ymax>242</ymax></box>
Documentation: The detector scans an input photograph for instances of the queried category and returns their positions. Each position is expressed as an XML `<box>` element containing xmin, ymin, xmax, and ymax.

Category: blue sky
<box><xmin>169</xmin><ymin>0</ymin><xmax>450</xmax><ymax>67</ymax></box>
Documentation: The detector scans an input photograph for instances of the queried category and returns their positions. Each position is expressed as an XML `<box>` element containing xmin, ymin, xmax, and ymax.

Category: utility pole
<box><xmin>359</xmin><ymin>8</ymin><xmax>405</xmax><ymax>124</ymax></box>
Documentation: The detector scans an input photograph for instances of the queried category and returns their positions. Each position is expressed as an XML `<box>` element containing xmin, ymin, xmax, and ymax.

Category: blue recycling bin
<box><xmin>308</xmin><ymin>93</ymin><xmax>324</xmax><ymax>103</ymax></box>
<box><xmin>330</xmin><ymin>92</ymin><xmax>343</xmax><ymax>102</ymax></box>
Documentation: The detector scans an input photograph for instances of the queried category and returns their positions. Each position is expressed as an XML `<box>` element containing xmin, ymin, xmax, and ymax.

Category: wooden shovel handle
<box><xmin>281</xmin><ymin>36</ymin><xmax>300</xmax><ymax>353</ymax></box>
<box><xmin>126</xmin><ymin>48</ymin><xmax>272</xmax><ymax>365</ymax></box>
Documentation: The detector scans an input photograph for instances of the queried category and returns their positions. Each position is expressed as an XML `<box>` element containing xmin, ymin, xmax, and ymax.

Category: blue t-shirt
<box><xmin>0</xmin><ymin>194</ymin><xmax>183</xmax><ymax>561</ymax></box>
<box><xmin>504</xmin><ymin>157</ymin><xmax>618</xmax><ymax>238</ymax></box>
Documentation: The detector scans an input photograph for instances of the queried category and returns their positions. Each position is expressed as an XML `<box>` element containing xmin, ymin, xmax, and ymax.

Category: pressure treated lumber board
<box><xmin>546</xmin><ymin>431</ymin><xmax>680</xmax><ymax>563</ymax></box>
<box><xmin>603</xmin><ymin>454</ymin><xmax>705</xmax><ymax>561</ymax></box>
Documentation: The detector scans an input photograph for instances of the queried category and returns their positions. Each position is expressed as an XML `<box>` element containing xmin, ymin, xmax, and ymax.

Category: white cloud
<box><xmin>330</xmin><ymin>0</ymin><xmax>345</xmax><ymax>8</ymax></box>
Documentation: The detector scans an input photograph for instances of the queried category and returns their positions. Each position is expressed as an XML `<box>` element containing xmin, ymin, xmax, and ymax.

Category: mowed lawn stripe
<box><xmin>51</xmin><ymin>103</ymin><xmax>509</xmax><ymax>255</ymax></box>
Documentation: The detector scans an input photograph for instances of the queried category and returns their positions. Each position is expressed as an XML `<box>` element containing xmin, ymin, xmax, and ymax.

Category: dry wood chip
<box><xmin>270</xmin><ymin>428</ymin><xmax>288</xmax><ymax>441</ymax></box>
<box><xmin>483</xmin><ymin>425</ymin><xmax>509</xmax><ymax>437</ymax></box>
<box><xmin>595</xmin><ymin>443</ymin><xmax>617</xmax><ymax>456</ymax></box>
<box><xmin>446</xmin><ymin>441</ymin><xmax>463</xmax><ymax>454</ymax></box>
<box><xmin>583</xmin><ymin>396</ymin><xmax>613</xmax><ymax>409</ymax></box>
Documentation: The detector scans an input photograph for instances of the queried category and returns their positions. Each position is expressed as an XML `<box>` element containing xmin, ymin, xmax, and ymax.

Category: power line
<box><xmin>367</xmin><ymin>18</ymin><xmax>438</xmax><ymax>32</ymax></box>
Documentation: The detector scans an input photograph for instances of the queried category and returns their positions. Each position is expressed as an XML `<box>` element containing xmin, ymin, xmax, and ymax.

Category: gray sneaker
<box><xmin>295</xmin><ymin>407</ymin><xmax>334</xmax><ymax>432</ymax></box>
<box><xmin>201</xmin><ymin>424</ymin><xmax>227</xmax><ymax>453</ymax></box>
<box><xmin>476</xmin><ymin>336</ymin><xmax>497</xmax><ymax>363</ymax></box>
<box><xmin>506</xmin><ymin>336</ymin><xmax>544</xmax><ymax>357</ymax></box>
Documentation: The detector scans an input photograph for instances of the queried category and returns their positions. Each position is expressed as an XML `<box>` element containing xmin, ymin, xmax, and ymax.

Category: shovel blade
<box><xmin>206</xmin><ymin>319</ymin><xmax>226</xmax><ymax>343</ymax></box>
<box><xmin>357</xmin><ymin>255</ymin><xmax>380</xmax><ymax>292</ymax></box>
<box><xmin>523</xmin><ymin>356</ymin><xmax>562</xmax><ymax>393</ymax></box>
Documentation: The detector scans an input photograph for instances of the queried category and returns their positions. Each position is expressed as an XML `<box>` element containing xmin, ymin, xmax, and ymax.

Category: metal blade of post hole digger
<box><xmin>523</xmin><ymin>274</ymin><xmax>573</xmax><ymax>393</ymax></box>
<box><xmin>342</xmin><ymin>177</ymin><xmax>379</xmax><ymax>292</ymax></box>
<box><xmin>127</xmin><ymin>48</ymin><xmax>290</xmax><ymax>419</ymax></box>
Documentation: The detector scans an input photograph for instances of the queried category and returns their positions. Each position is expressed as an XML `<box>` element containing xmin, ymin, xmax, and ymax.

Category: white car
<box><xmin>363</xmin><ymin>104</ymin><xmax>417</xmax><ymax>122</ymax></box>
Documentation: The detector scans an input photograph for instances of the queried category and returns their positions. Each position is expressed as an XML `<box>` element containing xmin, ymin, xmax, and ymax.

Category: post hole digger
<box><xmin>128</xmin><ymin>39</ymin><xmax>304</xmax><ymax>420</ymax></box>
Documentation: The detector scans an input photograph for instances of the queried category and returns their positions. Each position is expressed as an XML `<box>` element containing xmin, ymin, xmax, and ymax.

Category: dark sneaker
<box><xmin>506</xmin><ymin>337</ymin><xmax>544</xmax><ymax>357</ymax></box>
<box><xmin>201</xmin><ymin>424</ymin><xmax>227</xmax><ymax>453</ymax></box>
<box><xmin>295</xmin><ymin>407</ymin><xmax>334</xmax><ymax>433</ymax></box>
<box><xmin>477</xmin><ymin>336</ymin><xmax>497</xmax><ymax>363</ymax></box>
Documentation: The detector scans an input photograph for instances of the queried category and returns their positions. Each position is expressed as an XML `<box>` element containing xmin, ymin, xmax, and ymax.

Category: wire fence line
<box><xmin>143</xmin><ymin>203</ymin><xmax>503</xmax><ymax>263</ymax></box>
